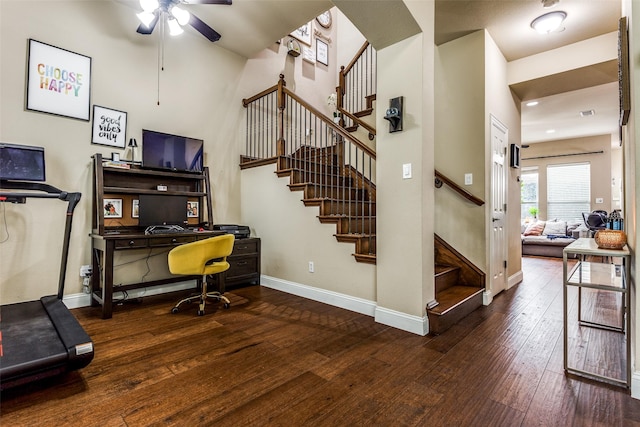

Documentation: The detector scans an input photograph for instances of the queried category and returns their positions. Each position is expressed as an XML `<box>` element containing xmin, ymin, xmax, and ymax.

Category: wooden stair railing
<box><xmin>242</xmin><ymin>75</ymin><xmax>377</xmax><ymax>264</ymax></box>
<box><xmin>434</xmin><ymin>169</ymin><xmax>484</xmax><ymax>206</ymax></box>
<box><xmin>337</xmin><ymin>41</ymin><xmax>377</xmax><ymax>138</ymax></box>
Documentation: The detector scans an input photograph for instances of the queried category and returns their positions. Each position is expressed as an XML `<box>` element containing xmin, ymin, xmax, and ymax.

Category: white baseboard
<box><xmin>374</xmin><ymin>306</ymin><xmax>429</xmax><ymax>336</ymax></box>
<box><xmin>63</xmin><ymin>280</ymin><xmax>196</xmax><ymax>310</ymax></box>
<box><xmin>260</xmin><ymin>275</ymin><xmax>429</xmax><ymax>336</ymax></box>
<box><xmin>483</xmin><ymin>289</ymin><xmax>494</xmax><ymax>305</ymax></box>
<box><xmin>631</xmin><ymin>371</ymin><xmax>640</xmax><ymax>400</ymax></box>
<box><xmin>508</xmin><ymin>270</ymin><xmax>523</xmax><ymax>290</ymax></box>
<box><xmin>260</xmin><ymin>275</ymin><xmax>376</xmax><ymax>316</ymax></box>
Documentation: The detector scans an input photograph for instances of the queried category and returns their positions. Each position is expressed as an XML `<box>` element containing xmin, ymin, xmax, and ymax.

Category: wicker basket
<box><xmin>594</xmin><ymin>229</ymin><xmax>627</xmax><ymax>250</ymax></box>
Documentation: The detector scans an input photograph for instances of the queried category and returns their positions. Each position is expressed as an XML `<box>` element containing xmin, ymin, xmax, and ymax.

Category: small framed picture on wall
<box><xmin>316</xmin><ymin>38</ymin><xmax>328</xmax><ymax>66</ymax></box>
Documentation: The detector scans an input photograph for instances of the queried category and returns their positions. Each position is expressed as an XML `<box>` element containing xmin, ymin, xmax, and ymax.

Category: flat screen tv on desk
<box><xmin>138</xmin><ymin>194</ymin><xmax>188</xmax><ymax>228</ymax></box>
<box><xmin>141</xmin><ymin>129</ymin><xmax>203</xmax><ymax>173</ymax></box>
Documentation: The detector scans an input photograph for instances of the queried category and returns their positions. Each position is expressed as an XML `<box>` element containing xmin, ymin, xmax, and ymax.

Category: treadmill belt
<box><xmin>0</xmin><ymin>300</ymin><xmax>68</xmax><ymax>379</ymax></box>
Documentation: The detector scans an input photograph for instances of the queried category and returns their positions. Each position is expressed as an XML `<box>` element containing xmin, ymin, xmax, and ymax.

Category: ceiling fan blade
<box><xmin>136</xmin><ymin>10</ymin><xmax>160</xmax><ymax>35</ymax></box>
<box><xmin>189</xmin><ymin>14</ymin><xmax>222</xmax><ymax>42</ymax></box>
<box><xmin>182</xmin><ymin>0</ymin><xmax>232</xmax><ymax>4</ymax></box>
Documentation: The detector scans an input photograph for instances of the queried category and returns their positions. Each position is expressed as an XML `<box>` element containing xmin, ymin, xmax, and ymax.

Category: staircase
<box><xmin>241</xmin><ymin>47</ymin><xmax>486</xmax><ymax>333</ymax></box>
<box><xmin>429</xmin><ymin>234</ymin><xmax>485</xmax><ymax>334</ymax></box>
<box><xmin>241</xmin><ymin>75</ymin><xmax>377</xmax><ymax>264</ymax></box>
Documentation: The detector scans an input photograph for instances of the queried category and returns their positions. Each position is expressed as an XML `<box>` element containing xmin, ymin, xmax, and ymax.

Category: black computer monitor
<box><xmin>138</xmin><ymin>194</ymin><xmax>188</xmax><ymax>227</ymax></box>
<box><xmin>0</xmin><ymin>143</ymin><xmax>46</xmax><ymax>181</ymax></box>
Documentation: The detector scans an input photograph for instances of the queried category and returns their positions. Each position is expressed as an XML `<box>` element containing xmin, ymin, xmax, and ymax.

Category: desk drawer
<box><xmin>149</xmin><ymin>236</ymin><xmax>198</xmax><ymax>247</ymax></box>
<box><xmin>228</xmin><ymin>256</ymin><xmax>257</xmax><ymax>277</ymax></box>
<box><xmin>115</xmin><ymin>238</ymin><xmax>148</xmax><ymax>249</ymax></box>
<box><xmin>232</xmin><ymin>239</ymin><xmax>258</xmax><ymax>255</ymax></box>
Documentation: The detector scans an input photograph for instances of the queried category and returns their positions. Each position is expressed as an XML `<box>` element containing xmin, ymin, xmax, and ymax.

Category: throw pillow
<box><xmin>524</xmin><ymin>221</ymin><xmax>546</xmax><ymax>236</ymax></box>
<box><xmin>542</xmin><ymin>220</ymin><xmax>567</xmax><ymax>236</ymax></box>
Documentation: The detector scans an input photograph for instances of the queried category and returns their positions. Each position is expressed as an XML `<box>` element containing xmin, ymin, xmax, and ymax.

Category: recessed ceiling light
<box><xmin>546</xmin><ymin>129</ymin><xmax>556</xmax><ymax>134</ymax></box>
<box><xmin>526</xmin><ymin>101</ymin><xmax>539</xmax><ymax>107</ymax></box>
<box><xmin>531</xmin><ymin>11</ymin><xmax>567</xmax><ymax>34</ymax></box>
<box><xmin>580</xmin><ymin>109</ymin><xmax>595</xmax><ymax>117</ymax></box>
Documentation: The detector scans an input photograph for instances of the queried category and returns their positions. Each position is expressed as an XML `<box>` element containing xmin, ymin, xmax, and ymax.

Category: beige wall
<box><xmin>520</xmin><ymin>135</ymin><xmax>613</xmax><ymax>221</ymax></box>
<box><xmin>434</xmin><ymin>31</ymin><xmax>487</xmax><ymax>271</ymax></box>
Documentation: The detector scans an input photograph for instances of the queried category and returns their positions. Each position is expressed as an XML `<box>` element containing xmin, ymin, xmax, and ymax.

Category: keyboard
<box><xmin>144</xmin><ymin>225</ymin><xmax>186</xmax><ymax>235</ymax></box>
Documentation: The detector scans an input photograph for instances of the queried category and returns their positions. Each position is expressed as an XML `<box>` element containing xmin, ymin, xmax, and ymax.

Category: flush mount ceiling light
<box><xmin>531</xmin><ymin>11</ymin><xmax>567</xmax><ymax>34</ymax></box>
<box><xmin>526</xmin><ymin>101</ymin><xmax>539</xmax><ymax>107</ymax></box>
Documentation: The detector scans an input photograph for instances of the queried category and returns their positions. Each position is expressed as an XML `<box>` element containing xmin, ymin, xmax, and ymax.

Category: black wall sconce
<box><xmin>383</xmin><ymin>96</ymin><xmax>403</xmax><ymax>133</ymax></box>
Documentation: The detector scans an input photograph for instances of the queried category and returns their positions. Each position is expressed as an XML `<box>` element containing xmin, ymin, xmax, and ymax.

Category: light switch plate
<box><xmin>465</xmin><ymin>173</ymin><xmax>473</xmax><ymax>185</ymax></box>
<box><xmin>402</xmin><ymin>163</ymin><xmax>412</xmax><ymax>179</ymax></box>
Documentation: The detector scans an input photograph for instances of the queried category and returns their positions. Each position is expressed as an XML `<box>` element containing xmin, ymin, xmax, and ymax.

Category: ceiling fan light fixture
<box><xmin>171</xmin><ymin>6</ymin><xmax>190</xmax><ymax>26</ymax></box>
<box><xmin>168</xmin><ymin>18</ymin><xmax>184</xmax><ymax>36</ymax></box>
<box><xmin>136</xmin><ymin>11</ymin><xmax>156</xmax><ymax>28</ymax></box>
<box><xmin>541</xmin><ymin>0</ymin><xmax>559</xmax><ymax>8</ymax></box>
<box><xmin>139</xmin><ymin>0</ymin><xmax>159</xmax><ymax>13</ymax></box>
<box><xmin>531</xmin><ymin>11</ymin><xmax>567</xmax><ymax>34</ymax></box>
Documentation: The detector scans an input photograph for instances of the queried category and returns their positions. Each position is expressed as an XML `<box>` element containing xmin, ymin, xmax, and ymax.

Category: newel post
<box><xmin>277</xmin><ymin>74</ymin><xmax>286</xmax><ymax>157</ymax></box>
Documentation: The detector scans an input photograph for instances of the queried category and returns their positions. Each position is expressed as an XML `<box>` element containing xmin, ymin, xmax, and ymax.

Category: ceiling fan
<box><xmin>136</xmin><ymin>0</ymin><xmax>231</xmax><ymax>42</ymax></box>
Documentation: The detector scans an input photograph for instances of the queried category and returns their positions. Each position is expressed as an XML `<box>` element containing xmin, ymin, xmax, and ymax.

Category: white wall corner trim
<box><xmin>631</xmin><ymin>371</ymin><xmax>640</xmax><ymax>400</ymax></box>
<box><xmin>508</xmin><ymin>270</ymin><xmax>524</xmax><ymax>290</ymax></box>
<box><xmin>62</xmin><ymin>280</ymin><xmax>197</xmax><ymax>310</ymax></box>
<box><xmin>483</xmin><ymin>289</ymin><xmax>494</xmax><ymax>306</ymax></box>
<box><xmin>260</xmin><ymin>275</ymin><xmax>377</xmax><ymax>317</ymax></box>
<box><xmin>374</xmin><ymin>306</ymin><xmax>429</xmax><ymax>336</ymax></box>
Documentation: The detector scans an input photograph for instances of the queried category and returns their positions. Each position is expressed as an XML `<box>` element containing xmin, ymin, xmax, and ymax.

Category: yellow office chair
<box><xmin>168</xmin><ymin>234</ymin><xmax>235</xmax><ymax>316</ymax></box>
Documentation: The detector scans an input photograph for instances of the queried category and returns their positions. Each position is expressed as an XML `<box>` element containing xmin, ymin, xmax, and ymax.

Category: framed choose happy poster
<box><xmin>26</xmin><ymin>39</ymin><xmax>92</xmax><ymax>121</ymax></box>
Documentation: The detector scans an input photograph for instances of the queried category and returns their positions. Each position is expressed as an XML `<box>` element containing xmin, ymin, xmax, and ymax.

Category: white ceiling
<box><xmin>113</xmin><ymin>1</ymin><xmax>623</xmax><ymax>146</ymax></box>
<box><xmin>435</xmin><ymin>0</ymin><xmax>622</xmax><ymax>145</ymax></box>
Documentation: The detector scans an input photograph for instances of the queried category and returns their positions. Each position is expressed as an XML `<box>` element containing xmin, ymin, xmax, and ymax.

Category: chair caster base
<box><xmin>223</xmin><ymin>302</ymin><xmax>230</xmax><ymax>309</ymax></box>
<box><xmin>197</xmin><ymin>310</ymin><xmax>205</xmax><ymax>316</ymax></box>
<box><xmin>171</xmin><ymin>307</ymin><xmax>179</xmax><ymax>314</ymax></box>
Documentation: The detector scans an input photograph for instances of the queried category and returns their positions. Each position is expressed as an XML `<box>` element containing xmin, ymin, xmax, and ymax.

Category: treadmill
<box><xmin>0</xmin><ymin>143</ymin><xmax>94</xmax><ymax>390</ymax></box>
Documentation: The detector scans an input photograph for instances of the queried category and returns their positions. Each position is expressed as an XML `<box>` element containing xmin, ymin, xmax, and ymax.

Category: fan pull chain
<box><xmin>157</xmin><ymin>16</ymin><xmax>166</xmax><ymax>106</ymax></box>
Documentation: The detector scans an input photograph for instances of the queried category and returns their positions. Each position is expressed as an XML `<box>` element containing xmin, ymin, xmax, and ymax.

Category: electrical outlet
<box><xmin>80</xmin><ymin>265</ymin><xmax>92</xmax><ymax>277</ymax></box>
<box><xmin>308</xmin><ymin>261</ymin><xmax>314</xmax><ymax>273</ymax></box>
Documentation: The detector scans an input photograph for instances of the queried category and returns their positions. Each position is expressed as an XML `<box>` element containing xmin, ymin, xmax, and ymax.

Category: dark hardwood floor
<box><xmin>2</xmin><ymin>256</ymin><xmax>640</xmax><ymax>426</ymax></box>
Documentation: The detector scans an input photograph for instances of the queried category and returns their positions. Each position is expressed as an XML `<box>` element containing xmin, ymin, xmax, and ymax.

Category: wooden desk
<box><xmin>90</xmin><ymin>230</ymin><xmax>222</xmax><ymax>319</ymax></box>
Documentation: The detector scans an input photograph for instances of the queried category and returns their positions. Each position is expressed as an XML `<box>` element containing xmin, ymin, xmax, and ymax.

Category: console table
<box><xmin>562</xmin><ymin>238</ymin><xmax>630</xmax><ymax>389</ymax></box>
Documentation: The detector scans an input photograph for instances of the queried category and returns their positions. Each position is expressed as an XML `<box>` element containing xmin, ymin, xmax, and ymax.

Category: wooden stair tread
<box><xmin>435</xmin><ymin>264</ymin><xmax>459</xmax><ymax>276</ymax></box>
<box><xmin>429</xmin><ymin>285</ymin><xmax>483</xmax><ymax>316</ymax></box>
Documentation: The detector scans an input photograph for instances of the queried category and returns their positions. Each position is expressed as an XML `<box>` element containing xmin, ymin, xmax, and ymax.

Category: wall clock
<box><xmin>316</xmin><ymin>11</ymin><xmax>332</xmax><ymax>29</ymax></box>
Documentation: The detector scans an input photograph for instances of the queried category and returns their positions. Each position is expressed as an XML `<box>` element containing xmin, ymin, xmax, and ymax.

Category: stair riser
<box><xmin>336</xmin><ymin>218</ymin><xmax>376</xmax><ymax>234</ymax></box>
<box><xmin>427</xmin><ymin>292</ymin><xmax>483</xmax><ymax>335</ymax></box>
<box><xmin>318</xmin><ymin>201</ymin><xmax>375</xmax><ymax>216</ymax></box>
<box><xmin>290</xmin><ymin>171</ymin><xmax>353</xmax><ymax>187</ymax></box>
<box><xmin>435</xmin><ymin>270</ymin><xmax>460</xmax><ymax>294</ymax></box>
<box><xmin>304</xmin><ymin>186</ymin><xmax>370</xmax><ymax>201</ymax></box>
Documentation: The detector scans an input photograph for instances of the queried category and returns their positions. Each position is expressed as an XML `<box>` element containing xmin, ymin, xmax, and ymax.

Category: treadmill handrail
<box><xmin>0</xmin><ymin>180</ymin><xmax>81</xmax><ymax>299</ymax></box>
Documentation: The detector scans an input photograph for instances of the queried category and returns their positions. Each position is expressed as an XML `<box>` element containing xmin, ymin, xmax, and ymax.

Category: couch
<box><xmin>521</xmin><ymin>220</ymin><xmax>585</xmax><ymax>258</ymax></box>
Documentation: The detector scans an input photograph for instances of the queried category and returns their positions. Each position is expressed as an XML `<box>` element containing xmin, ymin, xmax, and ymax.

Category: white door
<box><xmin>490</xmin><ymin>116</ymin><xmax>508</xmax><ymax>296</ymax></box>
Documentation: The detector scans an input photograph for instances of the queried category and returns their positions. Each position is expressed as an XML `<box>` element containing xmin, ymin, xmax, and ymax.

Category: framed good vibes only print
<box><xmin>26</xmin><ymin>39</ymin><xmax>91</xmax><ymax>121</ymax></box>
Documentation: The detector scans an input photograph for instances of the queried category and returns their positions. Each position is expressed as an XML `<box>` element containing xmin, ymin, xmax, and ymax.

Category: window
<box><xmin>547</xmin><ymin>163</ymin><xmax>590</xmax><ymax>222</ymax></box>
<box><xmin>520</xmin><ymin>168</ymin><xmax>538</xmax><ymax>219</ymax></box>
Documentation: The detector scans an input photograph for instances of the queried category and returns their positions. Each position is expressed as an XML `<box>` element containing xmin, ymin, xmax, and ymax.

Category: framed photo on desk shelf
<box><xmin>103</xmin><ymin>198</ymin><xmax>122</xmax><ymax>218</ymax></box>
<box><xmin>132</xmin><ymin>199</ymin><xmax>139</xmax><ymax>218</ymax></box>
<box><xmin>187</xmin><ymin>201</ymin><xmax>199</xmax><ymax>218</ymax></box>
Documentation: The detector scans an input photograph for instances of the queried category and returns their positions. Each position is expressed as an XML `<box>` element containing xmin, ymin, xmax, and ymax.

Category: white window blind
<box><xmin>520</xmin><ymin>169</ymin><xmax>538</xmax><ymax>219</ymax></box>
<box><xmin>547</xmin><ymin>163</ymin><xmax>590</xmax><ymax>222</ymax></box>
